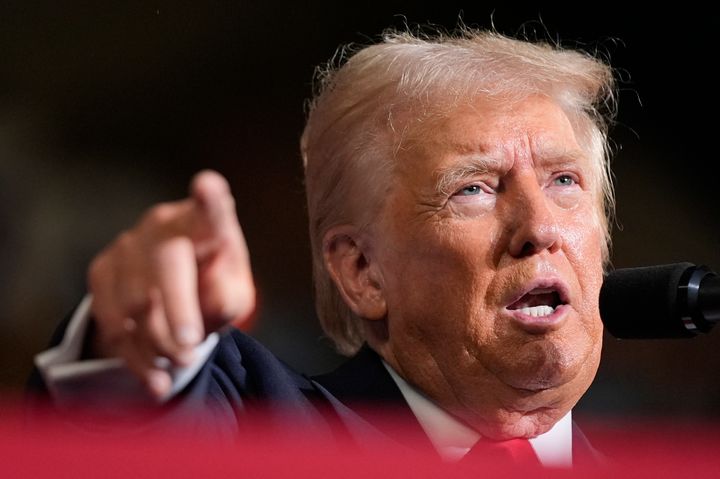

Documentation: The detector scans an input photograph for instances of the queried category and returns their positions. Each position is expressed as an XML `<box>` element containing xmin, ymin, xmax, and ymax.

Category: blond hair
<box><xmin>301</xmin><ymin>28</ymin><xmax>616</xmax><ymax>355</ymax></box>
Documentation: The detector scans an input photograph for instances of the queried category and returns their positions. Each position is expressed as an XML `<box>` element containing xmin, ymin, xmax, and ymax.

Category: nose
<box><xmin>505</xmin><ymin>179</ymin><xmax>562</xmax><ymax>258</ymax></box>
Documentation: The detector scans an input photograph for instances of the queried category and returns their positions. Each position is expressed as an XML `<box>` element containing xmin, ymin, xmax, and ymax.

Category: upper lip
<box><xmin>503</xmin><ymin>277</ymin><xmax>571</xmax><ymax>310</ymax></box>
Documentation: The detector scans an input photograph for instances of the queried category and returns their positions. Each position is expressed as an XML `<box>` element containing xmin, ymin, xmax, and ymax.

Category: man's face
<box><xmin>370</xmin><ymin>95</ymin><xmax>605</xmax><ymax>439</ymax></box>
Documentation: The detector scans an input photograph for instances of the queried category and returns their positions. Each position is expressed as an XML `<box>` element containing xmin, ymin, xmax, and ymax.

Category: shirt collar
<box><xmin>382</xmin><ymin>361</ymin><xmax>573</xmax><ymax>467</ymax></box>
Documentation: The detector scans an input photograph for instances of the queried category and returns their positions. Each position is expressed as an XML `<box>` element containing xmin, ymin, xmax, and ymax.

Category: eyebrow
<box><xmin>435</xmin><ymin>154</ymin><xmax>502</xmax><ymax>196</ymax></box>
<box><xmin>433</xmin><ymin>148</ymin><xmax>588</xmax><ymax>196</ymax></box>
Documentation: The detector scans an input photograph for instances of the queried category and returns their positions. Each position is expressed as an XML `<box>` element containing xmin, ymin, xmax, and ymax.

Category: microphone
<box><xmin>600</xmin><ymin>262</ymin><xmax>720</xmax><ymax>338</ymax></box>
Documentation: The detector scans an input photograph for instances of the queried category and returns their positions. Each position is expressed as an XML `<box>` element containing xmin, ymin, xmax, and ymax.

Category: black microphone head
<box><xmin>600</xmin><ymin>262</ymin><xmax>696</xmax><ymax>339</ymax></box>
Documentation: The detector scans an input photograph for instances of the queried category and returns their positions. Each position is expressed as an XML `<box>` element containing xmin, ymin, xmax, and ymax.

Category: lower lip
<box><xmin>506</xmin><ymin>304</ymin><xmax>570</xmax><ymax>333</ymax></box>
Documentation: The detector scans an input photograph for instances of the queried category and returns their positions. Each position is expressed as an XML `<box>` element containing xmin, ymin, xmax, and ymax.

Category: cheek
<box><xmin>563</xmin><ymin>209</ymin><xmax>605</xmax><ymax>340</ymax></box>
<box><xmin>382</xmin><ymin>219</ymin><xmax>499</xmax><ymax>337</ymax></box>
<box><xmin>568</xmin><ymin>211</ymin><xmax>605</xmax><ymax>288</ymax></box>
<box><xmin>560</xmin><ymin>198</ymin><xmax>605</xmax><ymax>270</ymax></box>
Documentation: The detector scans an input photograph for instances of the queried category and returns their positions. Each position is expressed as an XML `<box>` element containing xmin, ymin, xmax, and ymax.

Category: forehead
<box><xmin>397</xmin><ymin>95</ymin><xmax>585</xmax><ymax>173</ymax></box>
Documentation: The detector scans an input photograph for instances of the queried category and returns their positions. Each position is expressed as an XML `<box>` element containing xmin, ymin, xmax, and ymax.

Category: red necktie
<box><xmin>462</xmin><ymin>437</ymin><xmax>540</xmax><ymax>467</ymax></box>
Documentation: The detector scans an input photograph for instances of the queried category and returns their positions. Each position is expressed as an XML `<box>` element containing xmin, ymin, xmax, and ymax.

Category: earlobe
<box><xmin>323</xmin><ymin>226</ymin><xmax>387</xmax><ymax>321</ymax></box>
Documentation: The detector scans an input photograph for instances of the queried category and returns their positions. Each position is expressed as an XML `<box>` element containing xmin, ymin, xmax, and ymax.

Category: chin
<box><xmin>478</xmin><ymin>412</ymin><xmax>559</xmax><ymax>440</ymax></box>
<box><xmin>503</xmin><ymin>364</ymin><xmax>577</xmax><ymax>392</ymax></box>
<box><xmin>499</xmin><ymin>340</ymin><xmax>585</xmax><ymax>389</ymax></box>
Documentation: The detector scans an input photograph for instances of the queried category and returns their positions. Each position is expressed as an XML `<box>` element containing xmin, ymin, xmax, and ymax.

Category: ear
<box><xmin>323</xmin><ymin>226</ymin><xmax>387</xmax><ymax>321</ymax></box>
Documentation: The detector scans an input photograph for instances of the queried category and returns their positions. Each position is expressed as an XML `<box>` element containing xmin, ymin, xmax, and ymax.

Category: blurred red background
<box><xmin>2</xmin><ymin>407</ymin><xmax>720</xmax><ymax>477</ymax></box>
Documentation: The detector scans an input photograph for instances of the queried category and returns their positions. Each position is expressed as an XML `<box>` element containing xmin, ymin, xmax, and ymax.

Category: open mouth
<box><xmin>507</xmin><ymin>288</ymin><xmax>565</xmax><ymax>318</ymax></box>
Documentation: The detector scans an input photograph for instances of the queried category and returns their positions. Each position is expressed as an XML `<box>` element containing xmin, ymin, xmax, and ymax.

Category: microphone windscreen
<box><xmin>600</xmin><ymin>262</ymin><xmax>696</xmax><ymax>338</ymax></box>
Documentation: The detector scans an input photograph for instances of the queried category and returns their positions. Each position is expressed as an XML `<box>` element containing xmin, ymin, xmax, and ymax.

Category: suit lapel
<box><xmin>311</xmin><ymin>346</ymin><xmax>436</xmax><ymax>453</ymax></box>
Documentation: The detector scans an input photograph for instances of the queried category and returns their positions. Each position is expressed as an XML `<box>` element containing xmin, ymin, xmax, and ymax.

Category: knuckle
<box><xmin>91</xmin><ymin>230</ymin><xmax>135</xmax><ymax>274</ymax></box>
<box><xmin>88</xmin><ymin>230</ymin><xmax>138</xmax><ymax>285</ymax></box>
<box><xmin>165</xmin><ymin>235</ymin><xmax>194</xmax><ymax>252</ymax></box>
<box><xmin>120</xmin><ymin>278</ymin><xmax>150</xmax><ymax>313</ymax></box>
<box><xmin>141</xmin><ymin>202</ymin><xmax>176</xmax><ymax>228</ymax></box>
<box><xmin>87</xmin><ymin>256</ymin><xmax>107</xmax><ymax>291</ymax></box>
<box><xmin>152</xmin><ymin>235</ymin><xmax>194</xmax><ymax>263</ymax></box>
<box><xmin>114</xmin><ymin>230</ymin><xmax>136</xmax><ymax>253</ymax></box>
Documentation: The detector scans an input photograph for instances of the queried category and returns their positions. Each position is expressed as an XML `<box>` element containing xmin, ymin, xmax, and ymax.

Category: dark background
<box><xmin>1</xmin><ymin>2</ymin><xmax>718</xmax><ymax>421</ymax></box>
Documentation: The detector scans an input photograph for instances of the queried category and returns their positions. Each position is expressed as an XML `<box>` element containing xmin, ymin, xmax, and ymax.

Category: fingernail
<box><xmin>152</xmin><ymin>356</ymin><xmax>172</xmax><ymax>370</ymax></box>
<box><xmin>176</xmin><ymin>326</ymin><xmax>201</xmax><ymax>346</ymax></box>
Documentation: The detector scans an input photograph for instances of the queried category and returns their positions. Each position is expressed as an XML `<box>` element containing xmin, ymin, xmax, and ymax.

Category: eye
<box><xmin>456</xmin><ymin>185</ymin><xmax>483</xmax><ymax>196</ymax></box>
<box><xmin>448</xmin><ymin>181</ymin><xmax>496</xmax><ymax>209</ymax></box>
<box><xmin>553</xmin><ymin>174</ymin><xmax>577</xmax><ymax>187</ymax></box>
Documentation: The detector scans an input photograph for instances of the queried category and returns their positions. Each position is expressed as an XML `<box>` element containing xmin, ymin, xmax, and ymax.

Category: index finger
<box><xmin>190</xmin><ymin>170</ymin><xmax>241</xmax><ymax>242</ymax></box>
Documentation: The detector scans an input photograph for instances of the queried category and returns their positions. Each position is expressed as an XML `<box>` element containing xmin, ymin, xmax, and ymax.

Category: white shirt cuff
<box><xmin>34</xmin><ymin>294</ymin><xmax>219</xmax><ymax>410</ymax></box>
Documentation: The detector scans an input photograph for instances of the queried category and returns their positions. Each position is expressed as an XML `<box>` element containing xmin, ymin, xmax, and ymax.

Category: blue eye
<box><xmin>458</xmin><ymin>185</ymin><xmax>482</xmax><ymax>196</ymax></box>
<box><xmin>554</xmin><ymin>175</ymin><xmax>576</xmax><ymax>186</ymax></box>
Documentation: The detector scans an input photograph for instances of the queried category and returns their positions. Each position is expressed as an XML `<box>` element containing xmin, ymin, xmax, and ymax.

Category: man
<box><xmin>31</xmin><ymin>28</ymin><xmax>614</xmax><ymax>467</ymax></box>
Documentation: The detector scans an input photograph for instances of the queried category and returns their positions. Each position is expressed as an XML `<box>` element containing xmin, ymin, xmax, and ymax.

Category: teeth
<box><xmin>518</xmin><ymin>305</ymin><xmax>555</xmax><ymax>317</ymax></box>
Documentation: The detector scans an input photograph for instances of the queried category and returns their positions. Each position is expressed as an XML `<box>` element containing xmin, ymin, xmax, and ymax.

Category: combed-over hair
<box><xmin>301</xmin><ymin>28</ymin><xmax>616</xmax><ymax>356</ymax></box>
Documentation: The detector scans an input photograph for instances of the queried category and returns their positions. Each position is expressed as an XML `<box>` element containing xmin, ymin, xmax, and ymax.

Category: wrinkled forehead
<box><xmin>392</xmin><ymin>94</ymin><xmax>587</xmax><ymax>169</ymax></box>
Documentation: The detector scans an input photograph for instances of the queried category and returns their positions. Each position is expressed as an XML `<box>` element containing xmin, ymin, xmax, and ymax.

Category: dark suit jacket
<box><xmin>27</xmin><ymin>326</ymin><xmax>600</xmax><ymax>464</ymax></box>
